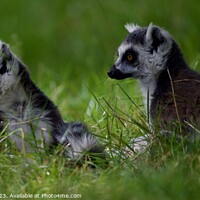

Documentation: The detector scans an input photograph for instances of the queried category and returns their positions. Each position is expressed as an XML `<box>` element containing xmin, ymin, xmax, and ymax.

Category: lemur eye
<box><xmin>127</xmin><ymin>54</ymin><xmax>133</xmax><ymax>62</ymax></box>
<box><xmin>122</xmin><ymin>49</ymin><xmax>137</xmax><ymax>63</ymax></box>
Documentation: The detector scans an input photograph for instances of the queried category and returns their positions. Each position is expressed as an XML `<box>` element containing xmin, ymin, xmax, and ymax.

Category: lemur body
<box><xmin>108</xmin><ymin>23</ymin><xmax>200</xmax><ymax>137</ymax></box>
<box><xmin>0</xmin><ymin>42</ymin><xmax>103</xmax><ymax>161</ymax></box>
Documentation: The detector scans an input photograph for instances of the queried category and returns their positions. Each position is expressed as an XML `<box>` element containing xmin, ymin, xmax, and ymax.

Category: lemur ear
<box><xmin>125</xmin><ymin>23</ymin><xmax>140</xmax><ymax>33</ymax></box>
<box><xmin>146</xmin><ymin>23</ymin><xmax>164</xmax><ymax>50</ymax></box>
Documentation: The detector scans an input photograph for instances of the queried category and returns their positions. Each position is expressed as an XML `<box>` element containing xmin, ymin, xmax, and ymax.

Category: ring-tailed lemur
<box><xmin>0</xmin><ymin>41</ymin><xmax>104</xmax><ymax>162</ymax></box>
<box><xmin>108</xmin><ymin>23</ymin><xmax>200</xmax><ymax>142</ymax></box>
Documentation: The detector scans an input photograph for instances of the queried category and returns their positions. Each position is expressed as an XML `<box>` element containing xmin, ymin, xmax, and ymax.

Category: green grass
<box><xmin>1</xmin><ymin>0</ymin><xmax>200</xmax><ymax>199</ymax></box>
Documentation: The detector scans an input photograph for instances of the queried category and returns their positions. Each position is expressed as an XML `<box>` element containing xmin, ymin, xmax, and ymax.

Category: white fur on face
<box><xmin>118</xmin><ymin>43</ymin><xmax>132</xmax><ymax>58</ymax></box>
<box><xmin>116</xmin><ymin>43</ymin><xmax>133</xmax><ymax>72</ymax></box>
<box><xmin>116</xmin><ymin>24</ymin><xmax>173</xmax><ymax>111</ymax></box>
<box><xmin>116</xmin><ymin>39</ymin><xmax>172</xmax><ymax>79</ymax></box>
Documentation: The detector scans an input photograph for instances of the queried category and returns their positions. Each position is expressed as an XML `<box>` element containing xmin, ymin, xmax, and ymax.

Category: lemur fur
<box><xmin>108</xmin><ymin>23</ymin><xmax>200</xmax><ymax>138</ymax></box>
<box><xmin>0</xmin><ymin>41</ymin><xmax>104</xmax><ymax>162</ymax></box>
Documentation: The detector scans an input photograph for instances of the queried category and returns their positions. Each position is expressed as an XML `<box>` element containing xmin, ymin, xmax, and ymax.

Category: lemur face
<box><xmin>108</xmin><ymin>23</ymin><xmax>173</xmax><ymax>83</ymax></box>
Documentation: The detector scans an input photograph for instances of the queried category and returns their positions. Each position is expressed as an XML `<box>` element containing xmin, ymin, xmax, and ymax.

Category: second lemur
<box><xmin>108</xmin><ymin>23</ymin><xmax>200</xmax><ymax>137</ymax></box>
<box><xmin>0</xmin><ymin>41</ymin><xmax>104</xmax><ymax>161</ymax></box>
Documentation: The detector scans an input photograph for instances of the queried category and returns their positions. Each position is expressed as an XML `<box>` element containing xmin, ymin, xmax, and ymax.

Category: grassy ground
<box><xmin>1</xmin><ymin>0</ymin><xmax>200</xmax><ymax>199</ymax></box>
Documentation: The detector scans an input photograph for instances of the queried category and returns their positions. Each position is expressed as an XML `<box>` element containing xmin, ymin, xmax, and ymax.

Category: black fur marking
<box><xmin>19</xmin><ymin>62</ymin><xmax>67</xmax><ymax>140</ymax></box>
<box><xmin>150</xmin><ymin>39</ymin><xmax>200</xmax><ymax>136</ymax></box>
<box><xmin>151</xmin><ymin>27</ymin><xmax>165</xmax><ymax>51</ymax></box>
<box><xmin>68</xmin><ymin>122</ymin><xmax>89</xmax><ymax>137</ymax></box>
<box><xmin>125</xmin><ymin>27</ymin><xmax>165</xmax><ymax>53</ymax></box>
<box><xmin>125</xmin><ymin>28</ymin><xmax>147</xmax><ymax>45</ymax></box>
<box><xmin>0</xmin><ymin>59</ymin><xmax>8</xmax><ymax>75</ymax></box>
<box><xmin>166</xmin><ymin>40</ymin><xmax>188</xmax><ymax>73</ymax></box>
<box><xmin>122</xmin><ymin>49</ymin><xmax>138</xmax><ymax>64</ymax></box>
<box><xmin>107</xmin><ymin>65</ymin><xmax>132</xmax><ymax>80</ymax></box>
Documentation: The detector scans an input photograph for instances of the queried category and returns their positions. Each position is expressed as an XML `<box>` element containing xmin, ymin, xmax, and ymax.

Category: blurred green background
<box><xmin>1</xmin><ymin>0</ymin><xmax>200</xmax><ymax>120</ymax></box>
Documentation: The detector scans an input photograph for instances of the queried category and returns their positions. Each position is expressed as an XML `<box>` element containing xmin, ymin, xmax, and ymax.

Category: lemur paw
<box><xmin>0</xmin><ymin>41</ymin><xmax>20</xmax><ymax>94</ymax></box>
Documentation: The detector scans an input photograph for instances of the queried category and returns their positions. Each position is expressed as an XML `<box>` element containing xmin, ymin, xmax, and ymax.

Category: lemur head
<box><xmin>108</xmin><ymin>23</ymin><xmax>173</xmax><ymax>83</ymax></box>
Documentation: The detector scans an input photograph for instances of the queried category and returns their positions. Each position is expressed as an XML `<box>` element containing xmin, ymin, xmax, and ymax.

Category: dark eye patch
<box><xmin>122</xmin><ymin>49</ymin><xmax>137</xmax><ymax>63</ymax></box>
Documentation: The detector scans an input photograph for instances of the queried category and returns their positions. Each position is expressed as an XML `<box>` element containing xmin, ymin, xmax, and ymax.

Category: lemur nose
<box><xmin>107</xmin><ymin>70</ymin><xmax>112</xmax><ymax>77</ymax></box>
<box><xmin>107</xmin><ymin>70</ymin><xmax>114</xmax><ymax>78</ymax></box>
<box><xmin>107</xmin><ymin>67</ymin><xmax>122</xmax><ymax>79</ymax></box>
<box><xmin>107</xmin><ymin>65</ymin><xmax>116</xmax><ymax>78</ymax></box>
<box><xmin>107</xmin><ymin>65</ymin><xmax>133</xmax><ymax>80</ymax></box>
